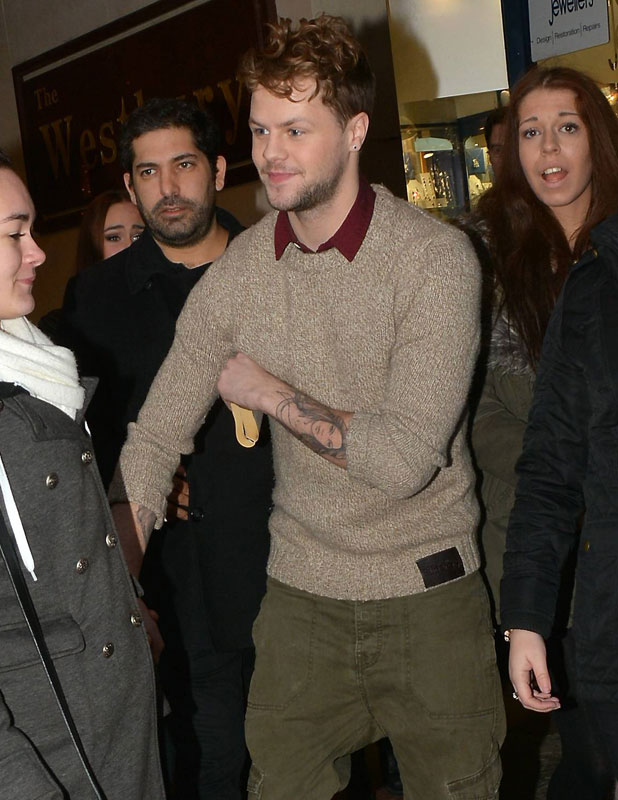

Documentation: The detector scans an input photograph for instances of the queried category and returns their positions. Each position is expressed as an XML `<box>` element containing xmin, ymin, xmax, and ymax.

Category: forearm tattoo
<box><xmin>275</xmin><ymin>390</ymin><xmax>348</xmax><ymax>461</ymax></box>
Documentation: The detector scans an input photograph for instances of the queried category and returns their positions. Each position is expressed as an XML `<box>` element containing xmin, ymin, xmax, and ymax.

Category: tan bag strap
<box><xmin>230</xmin><ymin>402</ymin><xmax>260</xmax><ymax>448</ymax></box>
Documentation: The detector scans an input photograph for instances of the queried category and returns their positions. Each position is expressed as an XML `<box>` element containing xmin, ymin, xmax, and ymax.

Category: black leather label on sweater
<box><xmin>416</xmin><ymin>547</ymin><xmax>465</xmax><ymax>589</ymax></box>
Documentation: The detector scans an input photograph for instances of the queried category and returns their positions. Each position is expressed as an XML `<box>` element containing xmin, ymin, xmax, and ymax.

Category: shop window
<box><xmin>399</xmin><ymin>92</ymin><xmax>506</xmax><ymax>218</ymax></box>
<box><xmin>464</xmin><ymin>132</ymin><xmax>493</xmax><ymax>208</ymax></box>
<box><xmin>401</xmin><ymin>125</ymin><xmax>464</xmax><ymax>219</ymax></box>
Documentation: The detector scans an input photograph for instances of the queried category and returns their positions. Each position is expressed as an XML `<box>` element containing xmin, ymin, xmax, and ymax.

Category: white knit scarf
<box><xmin>0</xmin><ymin>317</ymin><xmax>84</xmax><ymax>419</ymax></box>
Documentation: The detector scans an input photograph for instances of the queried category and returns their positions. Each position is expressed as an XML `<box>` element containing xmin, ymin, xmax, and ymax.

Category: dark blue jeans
<box><xmin>141</xmin><ymin>522</ymin><xmax>256</xmax><ymax>800</ymax></box>
<box><xmin>586</xmin><ymin>701</ymin><xmax>618</xmax><ymax>782</ymax></box>
<box><xmin>160</xmin><ymin>645</ymin><xmax>255</xmax><ymax>800</ymax></box>
<box><xmin>547</xmin><ymin>631</ymin><xmax>614</xmax><ymax>799</ymax></box>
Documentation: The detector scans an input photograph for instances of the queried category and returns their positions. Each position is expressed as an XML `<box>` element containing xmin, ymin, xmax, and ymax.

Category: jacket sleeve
<box><xmin>346</xmin><ymin>230</ymin><xmax>481</xmax><ymax>498</ymax></box>
<box><xmin>471</xmin><ymin>367</ymin><xmax>527</xmax><ymax>488</ymax></box>
<box><xmin>500</xmin><ymin>294</ymin><xmax>587</xmax><ymax>638</ymax></box>
<box><xmin>0</xmin><ymin>690</ymin><xmax>63</xmax><ymax>798</ymax></box>
<box><xmin>111</xmin><ymin>264</ymin><xmax>234</xmax><ymax>525</ymax></box>
<box><xmin>56</xmin><ymin>276</ymin><xmax>94</xmax><ymax>371</ymax></box>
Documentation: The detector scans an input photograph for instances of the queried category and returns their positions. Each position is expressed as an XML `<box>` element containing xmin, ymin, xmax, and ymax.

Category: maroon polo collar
<box><xmin>274</xmin><ymin>178</ymin><xmax>376</xmax><ymax>262</ymax></box>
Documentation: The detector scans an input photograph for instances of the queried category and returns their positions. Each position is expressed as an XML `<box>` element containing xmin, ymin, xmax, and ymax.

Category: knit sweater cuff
<box><xmin>108</xmin><ymin>445</ymin><xmax>169</xmax><ymax>530</ymax></box>
<box><xmin>347</xmin><ymin>409</ymin><xmax>445</xmax><ymax>499</ymax></box>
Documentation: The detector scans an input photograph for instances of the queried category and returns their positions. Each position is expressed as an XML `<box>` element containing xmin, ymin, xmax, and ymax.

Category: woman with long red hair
<box><xmin>472</xmin><ymin>66</ymin><xmax>618</xmax><ymax>797</ymax></box>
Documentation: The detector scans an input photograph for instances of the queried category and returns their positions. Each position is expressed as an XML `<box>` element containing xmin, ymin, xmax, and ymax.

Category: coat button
<box><xmin>102</xmin><ymin>642</ymin><xmax>114</xmax><ymax>658</ymax></box>
<box><xmin>46</xmin><ymin>473</ymin><xmax>59</xmax><ymax>489</ymax></box>
<box><xmin>76</xmin><ymin>558</ymin><xmax>89</xmax><ymax>573</ymax></box>
<box><xmin>81</xmin><ymin>450</ymin><xmax>93</xmax><ymax>465</ymax></box>
<box><xmin>130</xmin><ymin>612</ymin><xmax>143</xmax><ymax>627</ymax></box>
<box><xmin>583</xmin><ymin>540</ymin><xmax>591</xmax><ymax>552</ymax></box>
<box><xmin>105</xmin><ymin>532</ymin><xmax>118</xmax><ymax>548</ymax></box>
<box><xmin>190</xmin><ymin>507</ymin><xmax>205</xmax><ymax>522</ymax></box>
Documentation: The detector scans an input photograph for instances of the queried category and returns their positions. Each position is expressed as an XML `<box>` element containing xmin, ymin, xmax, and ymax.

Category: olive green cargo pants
<box><xmin>246</xmin><ymin>572</ymin><xmax>505</xmax><ymax>799</ymax></box>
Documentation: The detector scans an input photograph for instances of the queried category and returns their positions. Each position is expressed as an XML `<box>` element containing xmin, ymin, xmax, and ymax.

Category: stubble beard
<box><xmin>135</xmin><ymin>190</ymin><xmax>216</xmax><ymax>248</ymax></box>
<box><xmin>265</xmin><ymin>157</ymin><xmax>346</xmax><ymax>214</ymax></box>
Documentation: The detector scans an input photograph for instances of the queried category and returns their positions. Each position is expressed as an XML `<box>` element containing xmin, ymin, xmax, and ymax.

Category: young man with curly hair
<box><xmin>113</xmin><ymin>15</ymin><xmax>504</xmax><ymax>799</ymax></box>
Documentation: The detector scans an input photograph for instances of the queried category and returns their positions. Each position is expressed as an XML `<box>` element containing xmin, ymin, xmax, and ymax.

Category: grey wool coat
<box><xmin>0</xmin><ymin>379</ymin><xmax>165</xmax><ymax>799</ymax></box>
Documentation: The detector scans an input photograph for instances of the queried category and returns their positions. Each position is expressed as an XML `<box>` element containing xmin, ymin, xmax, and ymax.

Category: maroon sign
<box><xmin>13</xmin><ymin>0</ymin><xmax>276</xmax><ymax>231</ymax></box>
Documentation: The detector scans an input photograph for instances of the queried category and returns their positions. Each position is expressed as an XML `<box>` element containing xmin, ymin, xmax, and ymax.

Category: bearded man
<box><xmin>60</xmin><ymin>98</ymin><xmax>273</xmax><ymax>800</ymax></box>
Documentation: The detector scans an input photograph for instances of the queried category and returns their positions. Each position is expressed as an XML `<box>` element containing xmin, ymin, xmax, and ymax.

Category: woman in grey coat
<box><xmin>0</xmin><ymin>153</ymin><xmax>165</xmax><ymax>798</ymax></box>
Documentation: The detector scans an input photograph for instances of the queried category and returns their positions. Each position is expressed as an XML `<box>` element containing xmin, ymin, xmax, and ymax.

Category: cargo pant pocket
<box><xmin>447</xmin><ymin>749</ymin><xmax>501</xmax><ymax>799</ymax></box>
<box><xmin>247</xmin><ymin>582</ymin><xmax>316</xmax><ymax>712</ymax></box>
<box><xmin>247</xmin><ymin>764</ymin><xmax>264</xmax><ymax>798</ymax></box>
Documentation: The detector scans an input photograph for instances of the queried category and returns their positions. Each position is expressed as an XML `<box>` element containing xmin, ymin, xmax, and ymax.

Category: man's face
<box><xmin>488</xmin><ymin>122</ymin><xmax>506</xmax><ymax>179</ymax></box>
<box><xmin>249</xmin><ymin>81</ymin><xmax>358</xmax><ymax>213</ymax></box>
<box><xmin>124</xmin><ymin>126</ymin><xmax>223</xmax><ymax>248</ymax></box>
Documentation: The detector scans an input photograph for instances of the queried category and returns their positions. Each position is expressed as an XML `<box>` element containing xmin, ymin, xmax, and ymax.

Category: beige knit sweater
<box><xmin>115</xmin><ymin>185</ymin><xmax>482</xmax><ymax>600</ymax></box>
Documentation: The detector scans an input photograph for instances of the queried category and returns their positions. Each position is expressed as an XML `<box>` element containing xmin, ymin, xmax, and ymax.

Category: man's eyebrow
<box><xmin>249</xmin><ymin>116</ymin><xmax>309</xmax><ymax>128</ymax></box>
<box><xmin>0</xmin><ymin>212</ymin><xmax>29</xmax><ymax>224</ymax></box>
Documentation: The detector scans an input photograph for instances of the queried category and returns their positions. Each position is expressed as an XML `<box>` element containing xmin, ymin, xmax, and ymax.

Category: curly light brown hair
<box><xmin>238</xmin><ymin>14</ymin><xmax>375</xmax><ymax>126</ymax></box>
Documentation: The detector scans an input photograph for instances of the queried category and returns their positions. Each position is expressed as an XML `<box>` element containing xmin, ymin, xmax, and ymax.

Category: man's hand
<box><xmin>111</xmin><ymin>501</ymin><xmax>156</xmax><ymax>577</ymax></box>
<box><xmin>166</xmin><ymin>464</ymin><xmax>189</xmax><ymax>521</ymax></box>
<box><xmin>217</xmin><ymin>352</ymin><xmax>281</xmax><ymax>413</ymax></box>
<box><xmin>137</xmin><ymin>597</ymin><xmax>164</xmax><ymax>664</ymax></box>
<box><xmin>508</xmin><ymin>629</ymin><xmax>561</xmax><ymax>712</ymax></box>
<box><xmin>217</xmin><ymin>352</ymin><xmax>353</xmax><ymax>467</ymax></box>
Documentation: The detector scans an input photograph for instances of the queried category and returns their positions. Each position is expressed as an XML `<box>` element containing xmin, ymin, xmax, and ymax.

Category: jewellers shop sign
<box><xmin>528</xmin><ymin>0</ymin><xmax>609</xmax><ymax>61</ymax></box>
<box><xmin>13</xmin><ymin>0</ymin><xmax>275</xmax><ymax>232</ymax></box>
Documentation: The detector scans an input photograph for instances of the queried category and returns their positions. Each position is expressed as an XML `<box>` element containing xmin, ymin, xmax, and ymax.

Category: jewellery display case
<box><xmin>401</xmin><ymin>117</ymin><xmax>493</xmax><ymax>219</ymax></box>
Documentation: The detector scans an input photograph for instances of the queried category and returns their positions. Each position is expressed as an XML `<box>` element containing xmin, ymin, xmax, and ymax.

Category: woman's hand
<box><xmin>508</xmin><ymin>629</ymin><xmax>561</xmax><ymax>712</ymax></box>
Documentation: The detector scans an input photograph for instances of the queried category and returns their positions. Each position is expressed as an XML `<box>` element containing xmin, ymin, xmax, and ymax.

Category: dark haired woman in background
<box><xmin>39</xmin><ymin>190</ymin><xmax>144</xmax><ymax>342</ymax></box>
<box><xmin>472</xmin><ymin>66</ymin><xmax>618</xmax><ymax>798</ymax></box>
<box><xmin>75</xmin><ymin>189</ymin><xmax>144</xmax><ymax>272</ymax></box>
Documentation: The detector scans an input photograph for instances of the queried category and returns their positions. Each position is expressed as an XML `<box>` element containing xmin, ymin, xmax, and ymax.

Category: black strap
<box><xmin>0</xmin><ymin>510</ymin><xmax>106</xmax><ymax>799</ymax></box>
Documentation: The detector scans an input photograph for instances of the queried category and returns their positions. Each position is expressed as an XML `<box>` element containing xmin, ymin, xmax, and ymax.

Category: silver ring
<box><xmin>512</xmin><ymin>691</ymin><xmax>519</xmax><ymax>701</ymax></box>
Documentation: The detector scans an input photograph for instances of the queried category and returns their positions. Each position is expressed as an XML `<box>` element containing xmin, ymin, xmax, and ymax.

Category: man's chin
<box><xmin>265</xmin><ymin>189</ymin><xmax>300</xmax><ymax>213</ymax></box>
<box><xmin>145</xmin><ymin>203</ymin><xmax>216</xmax><ymax>247</ymax></box>
<box><xmin>151</xmin><ymin>219</ymin><xmax>196</xmax><ymax>242</ymax></box>
<box><xmin>153</xmin><ymin>222</ymin><xmax>215</xmax><ymax>249</ymax></box>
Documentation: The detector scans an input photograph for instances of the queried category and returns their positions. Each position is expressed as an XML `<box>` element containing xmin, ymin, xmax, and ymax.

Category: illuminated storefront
<box><xmin>387</xmin><ymin>0</ymin><xmax>618</xmax><ymax>217</ymax></box>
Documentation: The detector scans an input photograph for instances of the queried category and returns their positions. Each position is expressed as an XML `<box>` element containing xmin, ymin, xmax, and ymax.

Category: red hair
<box><xmin>477</xmin><ymin>67</ymin><xmax>618</xmax><ymax>366</ymax></box>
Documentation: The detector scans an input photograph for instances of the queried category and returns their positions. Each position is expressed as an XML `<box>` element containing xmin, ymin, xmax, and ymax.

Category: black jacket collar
<box><xmin>125</xmin><ymin>206</ymin><xmax>244</xmax><ymax>295</ymax></box>
<box><xmin>590</xmin><ymin>212</ymin><xmax>618</xmax><ymax>252</ymax></box>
